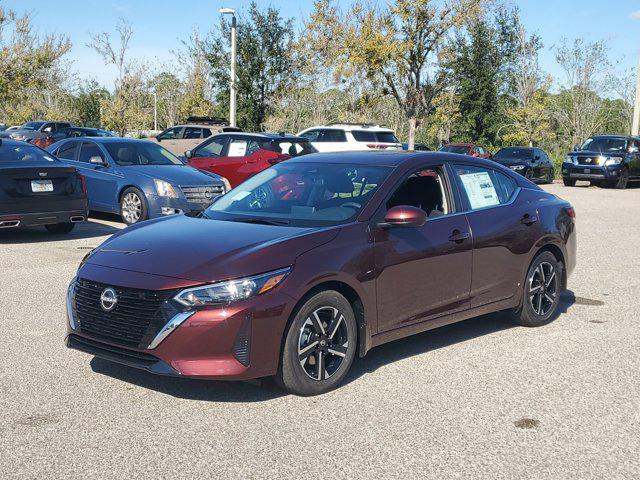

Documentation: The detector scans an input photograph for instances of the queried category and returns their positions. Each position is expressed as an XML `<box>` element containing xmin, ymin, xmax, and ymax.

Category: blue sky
<box><xmin>4</xmin><ymin>0</ymin><xmax>640</xmax><ymax>88</ymax></box>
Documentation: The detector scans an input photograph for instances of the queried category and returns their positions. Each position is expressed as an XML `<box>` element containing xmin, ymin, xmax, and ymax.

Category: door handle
<box><xmin>448</xmin><ymin>230</ymin><xmax>470</xmax><ymax>243</ymax></box>
<box><xmin>520</xmin><ymin>214</ymin><xmax>538</xmax><ymax>226</ymax></box>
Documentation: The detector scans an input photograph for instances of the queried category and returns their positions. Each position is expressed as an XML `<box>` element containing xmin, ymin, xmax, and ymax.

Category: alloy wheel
<box><xmin>528</xmin><ymin>261</ymin><xmax>557</xmax><ymax>316</ymax></box>
<box><xmin>297</xmin><ymin>306</ymin><xmax>349</xmax><ymax>381</ymax></box>
<box><xmin>122</xmin><ymin>192</ymin><xmax>142</xmax><ymax>224</ymax></box>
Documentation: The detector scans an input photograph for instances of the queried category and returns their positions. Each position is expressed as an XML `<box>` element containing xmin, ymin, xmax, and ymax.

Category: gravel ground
<box><xmin>1</xmin><ymin>183</ymin><xmax>638</xmax><ymax>479</ymax></box>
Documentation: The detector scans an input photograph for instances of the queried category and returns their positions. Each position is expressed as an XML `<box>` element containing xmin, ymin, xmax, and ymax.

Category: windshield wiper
<box><xmin>228</xmin><ymin>217</ymin><xmax>291</xmax><ymax>226</ymax></box>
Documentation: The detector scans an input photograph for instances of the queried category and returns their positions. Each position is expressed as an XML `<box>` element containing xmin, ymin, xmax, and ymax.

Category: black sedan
<box><xmin>0</xmin><ymin>139</ymin><xmax>88</xmax><ymax>234</ymax></box>
<box><xmin>492</xmin><ymin>147</ymin><xmax>554</xmax><ymax>184</ymax></box>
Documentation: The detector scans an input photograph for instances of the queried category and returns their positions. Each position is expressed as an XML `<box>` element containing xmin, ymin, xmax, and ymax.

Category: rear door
<box><xmin>188</xmin><ymin>135</ymin><xmax>247</xmax><ymax>187</ymax></box>
<box><xmin>317</xmin><ymin>129</ymin><xmax>348</xmax><ymax>152</ymax></box>
<box><xmin>450</xmin><ymin>162</ymin><xmax>542</xmax><ymax>308</ymax></box>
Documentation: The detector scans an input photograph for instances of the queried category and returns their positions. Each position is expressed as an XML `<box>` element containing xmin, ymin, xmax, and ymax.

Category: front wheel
<box><xmin>509</xmin><ymin>251</ymin><xmax>562</xmax><ymax>327</ymax></box>
<box><xmin>563</xmin><ymin>178</ymin><xmax>576</xmax><ymax>187</ymax></box>
<box><xmin>120</xmin><ymin>187</ymin><xmax>148</xmax><ymax>225</ymax></box>
<box><xmin>45</xmin><ymin>223</ymin><xmax>75</xmax><ymax>234</ymax></box>
<box><xmin>610</xmin><ymin>168</ymin><xmax>629</xmax><ymax>189</ymax></box>
<box><xmin>277</xmin><ymin>290</ymin><xmax>357</xmax><ymax>396</ymax></box>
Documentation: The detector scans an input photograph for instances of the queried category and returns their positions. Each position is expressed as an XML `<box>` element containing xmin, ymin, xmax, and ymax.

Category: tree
<box><xmin>149</xmin><ymin>71</ymin><xmax>183</xmax><ymax>130</ymax></box>
<box><xmin>176</xmin><ymin>32</ymin><xmax>215</xmax><ymax>121</ymax></box>
<box><xmin>551</xmin><ymin>38</ymin><xmax>613</xmax><ymax>148</ymax></box>
<box><xmin>88</xmin><ymin>20</ymin><xmax>150</xmax><ymax>134</ymax></box>
<box><xmin>0</xmin><ymin>6</ymin><xmax>71</xmax><ymax>122</ymax></box>
<box><xmin>205</xmin><ymin>2</ymin><xmax>295</xmax><ymax>130</ymax></box>
<box><xmin>304</xmin><ymin>0</ymin><xmax>485</xmax><ymax>148</ymax></box>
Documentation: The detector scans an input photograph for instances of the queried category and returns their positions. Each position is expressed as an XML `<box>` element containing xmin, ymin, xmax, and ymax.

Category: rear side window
<box><xmin>453</xmin><ymin>165</ymin><xmax>517</xmax><ymax>210</ymax></box>
<box><xmin>183</xmin><ymin>127</ymin><xmax>202</xmax><ymax>139</ymax></box>
<box><xmin>352</xmin><ymin>130</ymin><xmax>399</xmax><ymax>143</ymax></box>
<box><xmin>318</xmin><ymin>129</ymin><xmax>347</xmax><ymax>142</ymax></box>
<box><xmin>56</xmin><ymin>141</ymin><xmax>79</xmax><ymax>160</ymax></box>
<box><xmin>202</xmin><ymin>128</ymin><xmax>212</xmax><ymax>138</ymax></box>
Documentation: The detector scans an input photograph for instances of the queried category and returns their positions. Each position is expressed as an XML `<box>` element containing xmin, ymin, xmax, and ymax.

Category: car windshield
<box><xmin>580</xmin><ymin>137</ymin><xmax>627</xmax><ymax>153</ymax></box>
<box><xmin>494</xmin><ymin>148</ymin><xmax>533</xmax><ymax>159</ymax></box>
<box><xmin>0</xmin><ymin>144</ymin><xmax>59</xmax><ymax>163</ymax></box>
<box><xmin>351</xmin><ymin>131</ymin><xmax>399</xmax><ymax>143</ymax></box>
<box><xmin>21</xmin><ymin>121</ymin><xmax>45</xmax><ymax>131</ymax></box>
<box><xmin>206</xmin><ymin>162</ymin><xmax>392</xmax><ymax>227</ymax></box>
<box><xmin>439</xmin><ymin>145</ymin><xmax>469</xmax><ymax>154</ymax></box>
<box><xmin>103</xmin><ymin>141</ymin><xmax>184</xmax><ymax>166</ymax></box>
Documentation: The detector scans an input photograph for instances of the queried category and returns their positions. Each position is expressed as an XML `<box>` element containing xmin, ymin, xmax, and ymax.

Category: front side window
<box><xmin>454</xmin><ymin>165</ymin><xmax>517</xmax><ymax>210</ymax></box>
<box><xmin>387</xmin><ymin>167</ymin><xmax>449</xmax><ymax>217</ymax></box>
<box><xmin>195</xmin><ymin>137</ymin><xmax>226</xmax><ymax>157</ymax></box>
<box><xmin>206</xmin><ymin>162</ymin><xmax>392</xmax><ymax>227</ymax></box>
<box><xmin>319</xmin><ymin>129</ymin><xmax>347</xmax><ymax>142</ymax></box>
<box><xmin>103</xmin><ymin>142</ymin><xmax>183</xmax><ymax>166</ymax></box>
<box><xmin>79</xmin><ymin>142</ymin><xmax>105</xmax><ymax>163</ymax></box>
<box><xmin>157</xmin><ymin>127</ymin><xmax>183</xmax><ymax>140</ymax></box>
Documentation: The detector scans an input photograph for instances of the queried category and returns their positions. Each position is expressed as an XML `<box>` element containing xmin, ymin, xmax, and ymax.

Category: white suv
<box><xmin>298</xmin><ymin>124</ymin><xmax>402</xmax><ymax>152</ymax></box>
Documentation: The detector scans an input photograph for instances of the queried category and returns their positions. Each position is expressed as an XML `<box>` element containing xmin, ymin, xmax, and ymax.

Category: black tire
<box><xmin>563</xmin><ymin>178</ymin><xmax>576</xmax><ymax>187</ymax></box>
<box><xmin>589</xmin><ymin>180</ymin><xmax>602</xmax><ymax>187</ymax></box>
<box><xmin>276</xmin><ymin>290</ymin><xmax>357</xmax><ymax>396</ymax></box>
<box><xmin>120</xmin><ymin>187</ymin><xmax>148</xmax><ymax>225</ymax></box>
<box><xmin>45</xmin><ymin>223</ymin><xmax>75</xmax><ymax>234</ymax></box>
<box><xmin>546</xmin><ymin>169</ymin><xmax>554</xmax><ymax>184</ymax></box>
<box><xmin>610</xmin><ymin>168</ymin><xmax>629</xmax><ymax>190</ymax></box>
<box><xmin>509</xmin><ymin>251</ymin><xmax>562</xmax><ymax>327</ymax></box>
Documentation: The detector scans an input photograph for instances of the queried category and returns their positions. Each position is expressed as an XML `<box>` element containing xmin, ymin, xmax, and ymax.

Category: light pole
<box><xmin>219</xmin><ymin>7</ymin><xmax>237</xmax><ymax>128</ymax></box>
<box><xmin>632</xmin><ymin>51</ymin><xmax>640</xmax><ymax>136</ymax></box>
<box><xmin>152</xmin><ymin>91</ymin><xmax>158</xmax><ymax>131</ymax></box>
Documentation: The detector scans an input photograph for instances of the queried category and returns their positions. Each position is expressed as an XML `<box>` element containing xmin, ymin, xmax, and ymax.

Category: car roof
<box><xmin>304</xmin><ymin>124</ymin><xmax>395</xmax><ymax>132</ymax></box>
<box><xmin>285</xmin><ymin>150</ymin><xmax>501</xmax><ymax>168</ymax></box>
<box><xmin>498</xmin><ymin>146</ymin><xmax>534</xmax><ymax>149</ymax></box>
<box><xmin>0</xmin><ymin>138</ymin><xmax>31</xmax><ymax>147</ymax></box>
<box><xmin>65</xmin><ymin>137</ymin><xmax>151</xmax><ymax>144</ymax></box>
<box><xmin>589</xmin><ymin>135</ymin><xmax>631</xmax><ymax>140</ymax></box>
<box><xmin>217</xmin><ymin>132</ymin><xmax>306</xmax><ymax>140</ymax></box>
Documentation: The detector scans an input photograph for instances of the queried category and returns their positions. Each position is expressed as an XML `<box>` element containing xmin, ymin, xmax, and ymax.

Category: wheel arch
<box><xmin>532</xmin><ymin>243</ymin><xmax>567</xmax><ymax>291</ymax></box>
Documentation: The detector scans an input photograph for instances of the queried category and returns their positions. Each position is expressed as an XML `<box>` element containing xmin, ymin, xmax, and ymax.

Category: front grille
<box><xmin>180</xmin><ymin>185</ymin><xmax>224</xmax><ymax>205</ymax></box>
<box><xmin>576</xmin><ymin>156</ymin><xmax>600</xmax><ymax>166</ymax></box>
<box><xmin>72</xmin><ymin>278</ymin><xmax>179</xmax><ymax>349</ymax></box>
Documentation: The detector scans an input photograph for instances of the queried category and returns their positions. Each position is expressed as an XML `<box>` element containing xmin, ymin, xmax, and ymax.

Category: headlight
<box><xmin>154</xmin><ymin>179</ymin><xmax>178</xmax><ymax>198</ymax></box>
<box><xmin>174</xmin><ymin>267</ymin><xmax>291</xmax><ymax>308</ymax></box>
<box><xmin>220</xmin><ymin>176</ymin><xmax>232</xmax><ymax>193</ymax></box>
<box><xmin>604</xmin><ymin>157</ymin><xmax>622</xmax><ymax>166</ymax></box>
<box><xmin>563</xmin><ymin>156</ymin><xmax>572</xmax><ymax>164</ymax></box>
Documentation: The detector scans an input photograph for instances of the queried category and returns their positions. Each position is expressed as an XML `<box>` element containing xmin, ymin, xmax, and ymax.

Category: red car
<box><xmin>439</xmin><ymin>143</ymin><xmax>492</xmax><ymax>158</ymax></box>
<box><xmin>65</xmin><ymin>151</ymin><xmax>576</xmax><ymax>396</ymax></box>
<box><xmin>185</xmin><ymin>133</ymin><xmax>317</xmax><ymax>187</ymax></box>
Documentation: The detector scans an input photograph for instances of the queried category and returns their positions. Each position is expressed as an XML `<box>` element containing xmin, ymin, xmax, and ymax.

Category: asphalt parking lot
<box><xmin>1</xmin><ymin>182</ymin><xmax>638</xmax><ymax>479</ymax></box>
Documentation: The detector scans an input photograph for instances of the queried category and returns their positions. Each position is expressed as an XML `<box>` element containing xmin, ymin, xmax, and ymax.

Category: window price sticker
<box><xmin>459</xmin><ymin>172</ymin><xmax>500</xmax><ymax>209</ymax></box>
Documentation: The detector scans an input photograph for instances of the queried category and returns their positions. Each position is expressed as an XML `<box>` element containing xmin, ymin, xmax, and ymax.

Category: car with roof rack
<box><xmin>145</xmin><ymin>118</ymin><xmax>241</xmax><ymax>157</ymax></box>
<box><xmin>562</xmin><ymin>135</ymin><xmax>640</xmax><ymax>189</ymax></box>
<box><xmin>298</xmin><ymin>123</ymin><xmax>402</xmax><ymax>152</ymax></box>
<box><xmin>185</xmin><ymin>132</ymin><xmax>317</xmax><ymax>187</ymax></box>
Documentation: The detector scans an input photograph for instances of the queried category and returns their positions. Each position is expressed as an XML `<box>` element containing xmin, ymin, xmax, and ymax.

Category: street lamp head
<box><xmin>219</xmin><ymin>7</ymin><xmax>236</xmax><ymax>15</ymax></box>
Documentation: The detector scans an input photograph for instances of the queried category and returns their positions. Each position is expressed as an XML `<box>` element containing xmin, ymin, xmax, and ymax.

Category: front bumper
<box><xmin>562</xmin><ymin>163</ymin><xmax>621</xmax><ymax>181</ymax></box>
<box><xmin>65</xmin><ymin>267</ymin><xmax>294</xmax><ymax>381</ymax></box>
<box><xmin>146</xmin><ymin>194</ymin><xmax>221</xmax><ymax>219</ymax></box>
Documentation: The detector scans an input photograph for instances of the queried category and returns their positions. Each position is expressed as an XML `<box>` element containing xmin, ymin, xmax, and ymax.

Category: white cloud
<box><xmin>631</xmin><ymin>10</ymin><xmax>640</xmax><ymax>20</ymax></box>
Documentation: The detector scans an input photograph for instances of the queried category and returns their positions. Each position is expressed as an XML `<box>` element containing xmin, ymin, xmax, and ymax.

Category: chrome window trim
<box><xmin>147</xmin><ymin>312</ymin><xmax>195</xmax><ymax>350</ymax></box>
<box><xmin>67</xmin><ymin>278</ymin><xmax>77</xmax><ymax>330</ymax></box>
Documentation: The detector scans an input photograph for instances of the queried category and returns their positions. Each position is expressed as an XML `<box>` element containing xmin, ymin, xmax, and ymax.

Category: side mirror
<box><xmin>185</xmin><ymin>150</ymin><xmax>193</xmax><ymax>159</ymax></box>
<box><xmin>378</xmin><ymin>205</ymin><xmax>427</xmax><ymax>229</ymax></box>
<box><xmin>629</xmin><ymin>146</ymin><xmax>639</xmax><ymax>154</ymax></box>
<box><xmin>156</xmin><ymin>136</ymin><xmax>162</xmax><ymax>142</ymax></box>
<box><xmin>89</xmin><ymin>156</ymin><xmax>106</xmax><ymax>166</ymax></box>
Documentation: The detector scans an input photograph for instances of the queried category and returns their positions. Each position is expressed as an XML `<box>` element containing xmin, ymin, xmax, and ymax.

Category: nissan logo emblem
<box><xmin>100</xmin><ymin>288</ymin><xmax>118</xmax><ymax>312</ymax></box>
<box><xmin>204</xmin><ymin>189</ymin><xmax>213</xmax><ymax>200</ymax></box>
<box><xmin>39</xmin><ymin>172</ymin><xmax>47</xmax><ymax>177</ymax></box>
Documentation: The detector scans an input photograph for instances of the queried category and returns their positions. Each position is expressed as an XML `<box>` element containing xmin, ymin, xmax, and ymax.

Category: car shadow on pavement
<box><xmin>0</xmin><ymin>220</ymin><xmax>120</xmax><ymax>244</ymax></box>
<box><xmin>88</xmin><ymin>291</ymin><xmax>577</xmax><ymax>402</ymax></box>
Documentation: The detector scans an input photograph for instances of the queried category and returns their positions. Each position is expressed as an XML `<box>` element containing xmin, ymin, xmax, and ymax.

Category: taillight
<box><xmin>567</xmin><ymin>207</ymin><xmax>575</xmax><ymax>219</ymax></box>
<box><xmin>79</xmin><ymin>174</ymin><xmax>87</xmax><ymax>194</ymax></box>
<box><xmin>366</xmin><ymin>144</ymin><xmax>388</xmax><ymax>149</ymax></box>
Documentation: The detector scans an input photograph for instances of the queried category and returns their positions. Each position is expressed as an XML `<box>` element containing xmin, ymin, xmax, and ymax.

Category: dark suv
<box><xmin>491</xmin><ymin>147</ymin><xmax>554</xmax><ymax>184</ymax></box>
<box><xmin>562</xmin><ymin>135</ymin><xmax>640</xmax><ymax>189</ymax></box>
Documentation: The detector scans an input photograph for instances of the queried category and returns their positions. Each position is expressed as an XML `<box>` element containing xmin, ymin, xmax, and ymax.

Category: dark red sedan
<box><xmin>66</xmin><ymin>152</ymin><xmax>576</xmax><ymax>396</ymax></box>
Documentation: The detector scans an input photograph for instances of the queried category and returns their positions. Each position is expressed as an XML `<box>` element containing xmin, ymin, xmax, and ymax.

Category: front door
<box><xmin>77</xmin><ymin>141</ymin><xmax>121</xmax><ymax>212</ymax></box>
<box><xmin>373</xmin><ymin>165</ymin><xmax>473</xmax><ymax>333</ymax></box>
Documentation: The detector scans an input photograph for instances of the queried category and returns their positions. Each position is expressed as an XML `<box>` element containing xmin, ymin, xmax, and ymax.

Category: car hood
<box><xmin>82</xmin><ymin>215</ymin><xmax>339</xmax><ymax>283</ymax></box>
<box><xmin>120</xmin><ymin>164</ymin><xmax>222</xmax><ymax>184</ymax></box>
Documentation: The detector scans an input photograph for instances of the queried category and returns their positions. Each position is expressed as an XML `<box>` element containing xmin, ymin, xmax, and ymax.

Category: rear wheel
<box><xmin>510</xmin><ymin>251</ymin><xmax>562</xmax><ymax>327</ymax></box>
<box><xmin>277</xmin><ymin>290</ymin><xmax>357</xmax><ymax>396</ymax></box>
<box><xmin>45</xmin><ymin>223</ymin><xmax>75</xmax><ymax>234</ymax></box>
<box><xmin>563</xmin><ymin>178</ymin><xmax>576</xmax><ymax>187</ymax></box>
<box><xmin>120</xmin><ymin>187</ymin><xmax>148</xmax><ymax>225</ymax></box>
<box><xmin>546</xmin><ymin>169</ymin><xmax>554</xmax><ymax>184</ymax></box>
